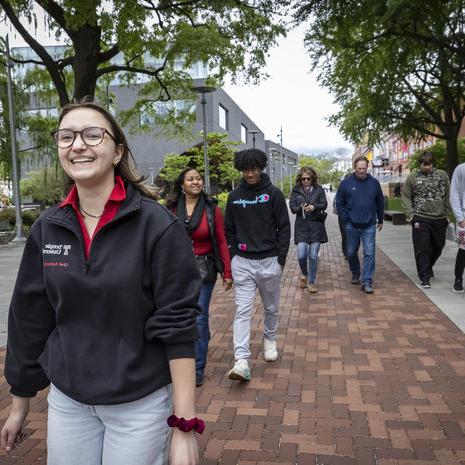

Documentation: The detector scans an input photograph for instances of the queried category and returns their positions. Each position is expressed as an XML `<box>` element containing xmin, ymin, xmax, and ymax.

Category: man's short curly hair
<box><xmin>234</xmin><ymin>149</ymin><xmax>268</xmax><ymax>171</ymax></box>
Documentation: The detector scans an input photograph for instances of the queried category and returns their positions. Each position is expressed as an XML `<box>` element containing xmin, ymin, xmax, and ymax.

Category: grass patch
<box><xmin>387</xmin><ymin>198</ymin><xmax>405</xmax><ymax>211</ymax></box>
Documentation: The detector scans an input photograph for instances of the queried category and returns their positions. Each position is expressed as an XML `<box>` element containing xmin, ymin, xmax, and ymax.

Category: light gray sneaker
<box><xmin>263</xmin><ymin>339</ymin><xmax>278</xmax><ymax>362</ymax></box>
<box><xmin>228</xmin><ymin>359</ymin><xmax>251</xmax><ymax>381</ymax></box>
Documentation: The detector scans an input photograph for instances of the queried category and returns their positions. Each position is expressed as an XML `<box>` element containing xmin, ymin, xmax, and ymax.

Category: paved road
<box><xmin>0</xmin><ymin>203</ymin><xmax>465</xmax><ymax>464</ymax></box>
<box><xmin>0</xmin><ymin>243</ymin><xmax>23</xmax><ymax>346</ymax></box>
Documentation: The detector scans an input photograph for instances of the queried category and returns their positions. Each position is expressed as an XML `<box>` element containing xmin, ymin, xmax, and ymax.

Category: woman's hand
<box><xmin>309</xmin><ymin>204</ymin><xmax>315</xmax><ymax>211</ymax></box>
<box><xmin>223</xmin><ymin>278</ymin><xmax>233</xmax><ymax>291</ymax></box>
<box><xmin>1</xmin><ymin>396</ymin><xmax>30</xmax><ymax>452</ymax></box>
<box><xmin>169</xmin><ymin>429</ymin><xmax>199</xmax><ymax>465</ymax></box>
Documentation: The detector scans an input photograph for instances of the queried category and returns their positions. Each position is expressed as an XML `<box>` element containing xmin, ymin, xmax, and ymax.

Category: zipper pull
<box><xmin>84</xmin><ymin>261</ymin><xmax>90</xmax><ymax>273</ymax></box>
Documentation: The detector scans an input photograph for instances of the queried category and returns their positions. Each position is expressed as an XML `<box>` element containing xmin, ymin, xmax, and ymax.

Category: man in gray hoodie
<box><xmin>450</xmin><ymin>162</ymin><xmax>465</xmax><ymax>293</ymax></box>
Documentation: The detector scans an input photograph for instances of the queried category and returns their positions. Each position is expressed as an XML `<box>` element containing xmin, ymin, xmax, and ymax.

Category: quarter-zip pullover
<box><xmin>5</xmin><ymin>184</ymin><xmax>201</xmax><ymax>405</ymax></box>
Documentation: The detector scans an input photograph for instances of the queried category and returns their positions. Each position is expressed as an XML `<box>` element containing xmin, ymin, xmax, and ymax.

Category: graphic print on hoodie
<box><xmin>225</xmin><ymin>173</ymin><xmax>290</xmax><ymax>266</ymax></box>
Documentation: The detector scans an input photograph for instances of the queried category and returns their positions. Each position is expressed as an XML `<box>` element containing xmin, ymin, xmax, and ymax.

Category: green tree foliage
<box><xmin>408</xmin><ymin>138</ymin><xmax>465</xmax><ymax>172</ymax></box>
<box><xmin>0</xmin><ymin>66</ymin><xmax>11</xmax><ymax>181</ymax></box>
<box><xmin>1</xmin><ymin>0</ymin><xmax>289</xmax><ymax>112</ymax></box>
<box><xmin>20</xmin><ymin>166</ymin><xmax>65</xmax><ymax>205</ymax></box>
<box><xmin>158</xmin><ymin>132</ymin><xmax>239</xmax><ymax>192</ymax></box>
<box><xmin>299</xmin><ymin>154</ymin><xmax>346</xmax><ymax>187</ymax></box>
<box><xmin>1</xmin><ymin>36</ymin><xmax>44</xmax><ymax>182</ymax></box>
<box><xmin>295</xmin><ymin>0</ymin><xmax>465</xmax><ymax>177</ymax></box>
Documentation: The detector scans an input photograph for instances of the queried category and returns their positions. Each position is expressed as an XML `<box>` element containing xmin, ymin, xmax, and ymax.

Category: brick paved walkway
<box><xmin>1</xmin><ymin>212</ymin><xmax>465</xmax><ymax>464</ymax></box>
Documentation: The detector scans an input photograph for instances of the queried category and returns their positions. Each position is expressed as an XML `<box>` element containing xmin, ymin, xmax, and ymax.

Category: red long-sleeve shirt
<box><xmin>191</xmin><ymin>207</ymin><xmax>232</xmax><ymax>280</ymax></box>
<box><xmin>60</xmin><ymin>176</ymin><xmax>126</xmax><ymax>259</ymax></box>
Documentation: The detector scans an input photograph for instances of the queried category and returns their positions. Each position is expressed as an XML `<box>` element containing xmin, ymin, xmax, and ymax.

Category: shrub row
<box><xmin>0</xmin><ymin>208</ymin><xmax>42</xmax><ymax>229</ymax></box>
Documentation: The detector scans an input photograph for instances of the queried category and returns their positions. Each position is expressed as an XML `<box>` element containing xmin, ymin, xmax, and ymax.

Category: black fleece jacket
<box><xmin>5</xmin><ymin>185</ymin><xmax>201</xmax><ymax>405</ymax></box>
<box><xmin>225</xmin><ymin>173</ymin><xmax>290</xmax><ymax>266</ymax></box>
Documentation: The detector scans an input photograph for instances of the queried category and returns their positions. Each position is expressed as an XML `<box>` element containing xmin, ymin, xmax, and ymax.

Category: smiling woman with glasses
<box><xmin>51</xmin><ymin>127</ymin><xmax>117</xmax><ymax>148</ymax></box>
<box><xmin>289</xmin><ymin>166</ymin><xmax>328</xmax><ymax>293</ymax></box>
<box><xmin>2</xmin><ymin>101</ymin><xmax>203</xmax><ymax>465</ymax></box>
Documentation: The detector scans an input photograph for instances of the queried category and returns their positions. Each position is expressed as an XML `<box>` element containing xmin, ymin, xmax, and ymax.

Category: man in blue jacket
<box><xmin>336</xmin><ymin>156</ymin><xmax>384</xmax><ymax>293</ymax></box>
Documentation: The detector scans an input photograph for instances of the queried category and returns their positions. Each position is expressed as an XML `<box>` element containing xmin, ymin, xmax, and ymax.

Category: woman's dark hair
<box><xmin>165</xmin><ymin>167</ymin><xmax>202</xmax><ymax>210</ymax></box>
<box><xmin>296</xmin><ymin>166</ymin><xmax>318</xmax><ymax>187</ymax></box>
<box><xmin>57</xmin><ymin>101</ymin><xmax>158</xmax><ymax>200</ymax></box>
<box><xmin>234</xmin><ymin>149</ymin><xmax>268</xmax><ymax>171</ymax></box>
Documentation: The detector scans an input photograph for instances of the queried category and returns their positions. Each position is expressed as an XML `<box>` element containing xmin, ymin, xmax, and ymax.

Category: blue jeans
<box><xmin>345</xmin><ymin>223</ymin><xmax>377</xmax><ymax>285</ymax></box>
<box><xmin>195</xmin><ymin>282</ymin><xmax>215</xmax><ymax>378</ymax></box>
<box><xmin>297</xmin><ymin>242</ymin><xmax>321</xmax><ymax>284</ymax></box>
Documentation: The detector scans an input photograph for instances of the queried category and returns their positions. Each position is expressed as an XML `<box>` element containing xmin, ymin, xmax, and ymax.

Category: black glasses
<box><xmin>51</xmin><ymin>127</ymin><xmax>117</xmax><ymax>148</ymax></box>
<box><xmin>301</xmin><ymin>177</ymin><xmax>311</xmax><ymax>181</ymax></box>
<box><xmin>420</xmin><ymin>161</ymin><xmax>432</xmax><ymax>166</ymax></box>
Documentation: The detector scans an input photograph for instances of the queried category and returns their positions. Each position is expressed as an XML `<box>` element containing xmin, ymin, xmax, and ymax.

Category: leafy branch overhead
<box><xmin>1</xmin><ymin>0</ymin><xmax>290</xmax><ymax>107</ymax></box>
<box><xmin>294</xmin><ymin>0</ymin><xmax>465</xmax><ymax>176</ymax></box>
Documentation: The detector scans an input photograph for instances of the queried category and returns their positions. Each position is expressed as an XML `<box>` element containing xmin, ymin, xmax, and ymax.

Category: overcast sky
<box><xmin>2</xmin><ymin>16</ymin><xmax>353</xmax><ymax>156</ymax></box>
<box><xmin>224</xmin><ymin>25</ymin><xmax>353</xmax><ymax>156</ymax></box>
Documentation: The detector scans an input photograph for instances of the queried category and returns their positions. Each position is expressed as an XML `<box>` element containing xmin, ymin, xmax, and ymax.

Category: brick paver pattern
<box><xmin>1</xmin><ymin>212</ymin><xmax>465</xmax><ymax>464</ymax></box>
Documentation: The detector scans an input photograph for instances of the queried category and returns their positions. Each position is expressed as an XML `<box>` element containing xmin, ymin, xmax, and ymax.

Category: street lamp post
<box><xmin>277</xmin><ymin>126</ymin><xmax>284</xmax><ymax>191</ymax></box>
<box><xmin>248</xmin><ymin>129</ymin><xmax>259</xmax><ymax>148</ymax></box>
<box><xmin>191</xmin><ymin>84</ymin><xmax>216</xmax><ymax>194</ymax></box>
<box><xmin>288</xmin><ymin>161</ymin><xmax>296</xmax><ymax>193</ymax></box>
<box><xmin>269</xmin><ymin>148</ymin><xmax>279</xmax><ymax>185</ymax></box>
<box><xmin>4</xmin><ymin>35</ymin><xmax>25</xmax><ymax>242</ymax></box>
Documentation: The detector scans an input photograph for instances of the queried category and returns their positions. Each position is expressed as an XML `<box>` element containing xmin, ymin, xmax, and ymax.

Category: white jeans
<box><xmin>47</xmin><ymin>384</ymin><xmax>172</xmax><ymax>465</ymax></box>
<box><xmin>231</xmin><ymin>255</ymin><xmax>282</xmax><ymax>360</ymax></box>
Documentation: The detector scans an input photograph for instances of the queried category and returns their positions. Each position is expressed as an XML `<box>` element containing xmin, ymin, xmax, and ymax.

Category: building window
<box><xmin>241</xmin><ymin>124</ymin><xmax>248</xmax><ymax>144</ymax></box>
<box><xmin>219</xmin><ymin>105</ymin><xmax>228</xmax><ymax>129</ymax></box>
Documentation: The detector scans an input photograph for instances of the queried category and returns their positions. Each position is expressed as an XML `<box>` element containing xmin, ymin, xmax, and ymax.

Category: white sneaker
<box><xmin>228</xmin><ymin>359</ymin><xmax>251</xmax><ymax>381</ymax></box>
<box><xmin>263</xmin><ymin>339</ymin><xmax>278</xmax><ymax>362</ymax></box>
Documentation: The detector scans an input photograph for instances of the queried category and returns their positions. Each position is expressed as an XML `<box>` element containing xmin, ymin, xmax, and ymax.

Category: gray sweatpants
<box><xmin>231</xmin><ymin>255</ymin><xmax>282</xmax><ymax>360</ymax></box>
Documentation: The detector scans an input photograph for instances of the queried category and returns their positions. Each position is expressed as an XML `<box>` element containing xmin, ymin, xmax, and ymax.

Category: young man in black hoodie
<box><xmin>225</xmin><ymin>149</ymin><xmax>290</xmax><ymax>381</ymax></box>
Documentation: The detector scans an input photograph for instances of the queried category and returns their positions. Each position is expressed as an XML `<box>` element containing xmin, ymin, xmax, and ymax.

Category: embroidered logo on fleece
<box><xmin>42</xmin><ymin>243</ymin><xmax>72</xmax><ymax>256</ymax></box>
<box><xmin>238</xmin><ymin>243</ymin><xmax>248</xmax><ymax>251</ymax></box>
<box><xmin>233</xmin><ymin>194</ymin><xmax>270</xmax><ymax>208</ymax></box>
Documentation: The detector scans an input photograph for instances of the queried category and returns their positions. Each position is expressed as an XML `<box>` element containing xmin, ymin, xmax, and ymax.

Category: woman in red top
<box><xmin>167</xmin><ymin>168</ymin><xmax>232</xmax><ymax>386</ymax></box>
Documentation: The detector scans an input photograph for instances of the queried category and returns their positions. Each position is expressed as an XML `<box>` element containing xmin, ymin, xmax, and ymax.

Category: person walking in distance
<box><xmin>168</xmin><ymin>168</ymin><xmax>233</xmax><ymax>386</ymax></box>
<box><xmin>449</xmin><ymin>161</ymin><xmax>465</xmax><ymax>293</ymax></box>
<box><xmin>333</xmin><ymin>173</ymin><xmax>351</xmax><ymax>260</ymax></box>
<box><xmin>402</xmin><ymin>151</ymin><xmax>452</xmax><ymax>288</ymax></box>
<box><xmin>225</xmin><ymin>149</ymin><xmax>290</xmax><ymax>381</ymax></box>
<box><xmin>336</xmin><ymin>156</ymin><xmax>384</xmax><ymax>294</ymax></box>
<box><xmin>1</xmin><ymin>102</ymin><xmax>203</xmax><ymax>465</ymax></box>
<box><xmin>289</xmin><ymin>167</ymin><xmax>328</xmax><ymax>293</ymax></box>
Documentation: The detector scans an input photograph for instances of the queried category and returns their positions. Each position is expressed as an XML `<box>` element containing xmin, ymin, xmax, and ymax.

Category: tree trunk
<box><xmin>71</xmin><ymin>26</ymin><xmax>102</xmax><ymax>102</ymax></box>
<box><xmin>441</xmin><ymin>106</ymin><xmax>460</xmax><ymax>178</ymax></box>
<box><xmin>445</xmin><ymin>135</ymin><xmax>459</xmax><ymax>178</ymax></box>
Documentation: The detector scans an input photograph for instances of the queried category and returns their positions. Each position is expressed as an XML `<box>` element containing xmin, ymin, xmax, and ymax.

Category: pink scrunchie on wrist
<box><xmin>167</xmin><ymin>414</ymin><xmax>205</xmax><ymax>434</ymax></box>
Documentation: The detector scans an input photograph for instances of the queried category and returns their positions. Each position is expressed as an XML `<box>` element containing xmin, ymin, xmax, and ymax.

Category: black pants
<box><xmin>411</xmin><ymin>216</ymin><xmax>448</xmax><ymax>281</ymax></box>
<box><xmin>455</xmin><ymin>248</ymin><xmax>465</xmax><ymax>280</ymax></box>
<box><xmin>338</xmin><ymin>215</ymin><xmax>347</xmax><ymax>257</ymax></box>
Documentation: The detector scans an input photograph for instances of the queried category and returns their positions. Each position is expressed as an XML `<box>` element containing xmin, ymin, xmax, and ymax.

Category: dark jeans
<box><xmin>195</xmin><ymin>282</ymin><xmax>215</xmax><ymax>379</ymax></box>
<box><xmin>411</xmin><ymin>217</ymin><xmax>448</xmax><ymax>281</ymax></box>
<box><xmin>455</xmin><ymin>248</ymin><xmax>465</xmax><ymax>280</ymax></box>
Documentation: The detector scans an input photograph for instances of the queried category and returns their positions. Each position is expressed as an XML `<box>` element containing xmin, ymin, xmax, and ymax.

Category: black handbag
<box><xmin>312</xmin><ymin>210</ymin><xmax>327</xmax><ymax>222</ymax></box>
<box><xmin>195</xmin><ymin>254</ymin><xmax>217</xmax><ymax>282</ymax></box>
